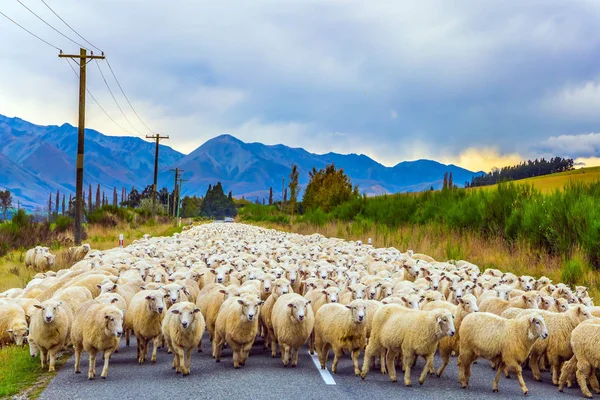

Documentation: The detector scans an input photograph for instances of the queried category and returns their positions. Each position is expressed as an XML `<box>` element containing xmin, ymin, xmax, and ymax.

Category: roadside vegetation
<box><xmin>240</xmin><ymin>164</ymin><xmax>600</xmax><ymax>299</ymax></box>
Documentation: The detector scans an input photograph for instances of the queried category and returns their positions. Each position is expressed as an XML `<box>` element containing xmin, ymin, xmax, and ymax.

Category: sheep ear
<box><xmin>425</xmin><ymin>277</ymin><xmax>431</xmax><ymax>282</ymax></box>
<box><xmin>171</xmin><ymin>309</ymin><xmax>180</xmax><ymax>314</ymax></box>
<box><xmin>401</xmin><ymin>297</ymin><xmax>407</xmax><ymax>302</ymax></box>
<box><xmin>104</xmin><ymin>315</ymin><xmax>110</xmax><ymax>319</ymax></box>
<box><xmin>7</xmin><ymin>329</ymin><xmax>13</xmax><ymax>333</ymax></box>
<box><xmin>96</xmin><ymin>284</ymin><xmax>102</xmax><ymax>289</ymax></box>
<box><xmin>237</xmin><ymin>299</ymin><xmax>244</xmax><ymax>305</ymax></box>
<box><xmin>34</xmin><ymin>304</ymin><xmax>43</xmax><ymax>309</ymax></box>
<box><xmin>193</xmin><ymin>308</ymin><xmax>201</xmax><ymax>313</ymax></box>
<box><xmin>306</xmin><ymin>300</ymin><xmax>311</xmax><ymax>305</ymax></box>
<box><xmin>111</xmin><ymin>298</ymin><xmax>119</xmax><ymax>304</ymax></box>
<box><xmin>287</xmin><ymin>303</ymin><xmax>294</xmax><ymax>308</ymax></box>
<box><xmin>259</xmin><ymin>300</ymin><xmax>264</xmax><ymax>305</ymax></box>
<box><xmin>321</xmin><ymin>290</ymin><xmax>327</xmax><ymax>294</ymax></box>
<box><xmin>345</xmin><ymin>305</ymin><xmax>352</xmax><ymax>309</ymax></box>
<box><xmin>522</xmin><ymin>295</ymin><xmax>527</xmax><ymax>301</ymax></box>
<box><xmin>145</xmin><ymin>295</ymin><xmax>152</xmax><ymax>300</ymax></box>
<box><xmin>219</xmin><ymin>289</ymin><xmax>227</xmax><ymax>294</ymax></box>
<box><xmin>457</xmin><ymin>298</ymin><xmax>464</xmax><ymax>305</ymax></box>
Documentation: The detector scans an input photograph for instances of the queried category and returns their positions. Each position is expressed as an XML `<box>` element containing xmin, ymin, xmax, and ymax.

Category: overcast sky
<box><xmin>1</xmin><ymin>0</ymin><xmax>600</xmax><ymax>171</ymax></box>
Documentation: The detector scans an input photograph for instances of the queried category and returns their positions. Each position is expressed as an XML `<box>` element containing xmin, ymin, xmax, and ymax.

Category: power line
<box><xmin>0</xmin><ymin>10</ymin><xmax>62</xmax><ymax>51</ymax></box>
<box><xmin>94</xmin><ymin>59</ymin><xmax>143</xmax><ymax>135</ymax></box>
<box><xmin>15</xmin><ymin>0</ymin><xmax>90</xmax><ymax>51</ymax></box>
<box><xmin>105</xmin><ymin>58</ymin><xmax>155</xmax><ymax>134</ymax></box>
<box><xmin>64</xmin><ymin>58</ymin><xmax>134</xmax><ymax>136</ymax></box>
<box><xmin>39</xmin><ymin>0</ymin><xmax>102</xmax><ymax>53</ymax></box>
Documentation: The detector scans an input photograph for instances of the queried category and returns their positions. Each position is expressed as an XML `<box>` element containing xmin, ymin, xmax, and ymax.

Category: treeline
<box><xmin>467</xmin><ymin>157</ymin><xmax>574</xmax><ymax>187</ymax></box>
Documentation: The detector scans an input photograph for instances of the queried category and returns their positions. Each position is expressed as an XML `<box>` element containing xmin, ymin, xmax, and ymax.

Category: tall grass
<box><xmin>0</xmin><ymin>346</ymin><xmax>43</xmax><ymax>397</ymax></box>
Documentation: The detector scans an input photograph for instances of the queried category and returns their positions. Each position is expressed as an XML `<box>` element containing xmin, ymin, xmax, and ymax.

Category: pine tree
<box><xmin>268</xmin><ymin>187</ymin><xmax>273</xmax><ymax>205</ymax></box>
<box><xmin>48</xmin><ymin>192</ymin><xmax>52</xmax><ymax>218</ymax></box>
<box><xmin>443</xmin><ymin>172</ymin><xmax>448</xmax><ymax>190</ymax></box>
<box><xmin>96</xmin><ymin>184</ymin><xmax>101</xmax><ymax>210</ymax></box>
<box><xmin>68</xmin><ymin>194</ymin><xmax>72</xmax><ymax>212</ymax></box>
<box><xmin>113</xmin><ymin>187</ymin><xmax>118</xmax><ymax>206</ymax></box>
<box><xmin>448</xmin><ymin>172</ymin><xmax>453</xmax><ymax>189</ymax></box>
<box><xmin>62</xmin><ymin>194</ymin><xmax>66</xmax><ymax>215</ymax></box>
<box><xmin>283</xmin><ymin>188</ymin><xmax>287</xmax><ymax>203</ymax></box>
<box><xmin>88</xmin><ymin>184</ymin><xmax>92</xmax><ymax>212</ymax></box>
<box><xmin>289</xmin><ymin>164</ymin><xmax>299</xmax><ymax>222</ymax></box>
<box><xmin>55</xmin><ymin>190</ymin><xmax>59</xmax><ymax>214</ymax></box>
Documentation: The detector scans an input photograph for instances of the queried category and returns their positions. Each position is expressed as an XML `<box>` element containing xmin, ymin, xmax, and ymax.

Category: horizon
<box><xmin>2</xmin><ymin>1</ymin><xmax>600</xmax><ymax>172</ymax></box>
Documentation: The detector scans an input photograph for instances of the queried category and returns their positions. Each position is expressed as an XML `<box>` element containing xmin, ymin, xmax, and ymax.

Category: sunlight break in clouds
<box><xmin>442</xmin><ymin>148</ymin><xmax>523</xmax><ymax>173</ymax></box>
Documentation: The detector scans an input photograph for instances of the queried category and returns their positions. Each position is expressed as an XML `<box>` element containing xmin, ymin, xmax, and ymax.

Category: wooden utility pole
<box><xmin>59</xmin><ymin>48</ymin><xmax>105</xmax><ymax>245</ymax></box>
<box><xmin>177</xmin><ymin>178</ymin><xmax>188</xmax><ymax>219</ymax></box>
<box><xmin>169</xmin><ymin>168</ymin><xmax>184</xmax><ymax>217</ymax></box>
<box><xmin>146</xmin><ymin>134</ymin><xmax>169</xmax><ymax>217</ymax></box>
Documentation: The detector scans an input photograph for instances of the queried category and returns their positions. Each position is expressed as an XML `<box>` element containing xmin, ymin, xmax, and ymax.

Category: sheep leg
<box><xmin>510</xmin><ymin>363</ymin><xmax>529</xmax><ymax>396</ymax></box>
<box><xmin>402</xmin><ymin>352</ymin><xmax>415</xmax><ymax>387</ymax></box>
<box><xmin>352</xmin><ymin>349</ymin><xmax>361</xmax><ymax>376</ymax></box>
<box><xmin>360</xmin><ymin>342</ymin><xmax>378</xmax><ymax>379</ymax></box>
<box><xmin>197</xmin><ymin>337</ymin><xmax>202</xmax><ymax>353</ymax></box>
<box><xmin>309</xmin><ymin>332</ymin><xmax>315</xmax><ymax>355</ymax></box>
<box><xmin>332</xmin><ymin>347</ymin><xmax>343</xmax><ymax>374</ymax></box>
<box><xmin>126</xmin><ymin>329</ymin><xmax>130</xmax><ymax>347</ymax></box>
<box><xmin>590</xmin><ymin>372</ymin><xmax>600</xmax><ymax>393</ymax></box>
<box><xmin>174</xmin><ymin>348</ymin><xmax>184</xmax><ymax>373</ymax></box>
<box><xmin>88</xmin><ymin>351</ymin><xmax>97</xmax><ymax>380</ymax></box>
<box><xmin>317</xmin><ymin>342</ymin><xmax>330</xmax><ymax>370</ymax></box>
<box><xmin>384</xmin><ymin>350</ymin><xmax>398</xmax><ymax>382</ymax></box>
<box><xmin>379</xmin><ymin>350</ymin><xmax>387</xmax><ymax>375</ymax></box>
<box><xmin>185</xmin><ymin>349</ymin><xmax>192</xmax><ymax>376</ymax></box>
<box><xmin>233</xmin><ymin>349</ymin><xmax>241</xmax><ymax>369</ymax></box>
<box><xmin>419</xmin><ymin>353</ymin><xmax>434</xmax><ymax>385</ymax></box>
<box><xmin>436</xmin><ymin>346</ymin><xmax>451</xmax><ymax>377</ymax></box>
<box><xmin>458</xmin><ymin>352</ymin><xmax>473</xmax><ymax>388</ymax></box>
<box><xmin>151</xmin><ymin>337</ymin><xmax>159</xmax><ymax>363</ymax></box>
<box><xmin>270</xmin><ymin>330</ymin><xmax>277</xmax><ymax>358</ymax></box>
<box><xmin>576</xmin><ymin>360</ymin><xmax>593</xmax><ymax>399</ymax></box>
<box><xmin>292</xmin><ymin>348</ymin><xmax>299</xmax><ymax>367</ymax></box>
<box><xmin>240</xmin><ymin>342</ymin><xmax>252</xmax><ymax>366</ymax></box>
<box><xmin>101</xmin><ymin>349</ymin><xmax>112</xmax><ymax>379</ymax></box>
<box><xmin>281</xmin><ymin>344</ymin><xmax>290</xmax><ymax>366</ymax></box>
<box><xmin>492</xmin><ymin>361</ymin><xmax>504</xmax><ymax>392</ymax></box>
<box><xmin>529</xmin><ymin>352</ymin><xmax>542</xmax><ymax>382</ymax></box>
<box><xmin>40</xmin><ymin>348</ymin><xmax>47</xmax><ymax>370</ymax></box>
<box><xmin>549</xmin><ymin>355</ymin><xmax>561</xmax><ymax>386</ymax></box>
<box><xmin>74</xmin><ymin>345</ymin><xmax>82</xmax><ymax>374</ymax></box>
<box><xmin>48</xmin><ymin>347</ymin><xmax>59</xmax><ymax>372</ymax></box>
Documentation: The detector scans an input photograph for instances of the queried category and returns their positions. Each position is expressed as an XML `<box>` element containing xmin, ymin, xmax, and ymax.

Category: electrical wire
<box><xmin>39</xmin><ymin>0</ymin><xmax>102</xmax><ymax>53</ymax></box>
<box><xmin>64</xmin><ymin>58</ymin><xmax>134</xmax><ymax>136</ymax></box>
<box><xmin>94</xmin><ymin>59</ymin><xmax>143</xmax><ymax>135</ymax></box>
<box><xmin>105</xmin><ymin>58</ymin><xmax>155</xmax><ymax>135</ymax></box>
<box><xmin>15</xmin><ymin>0</ymin><xmax>90</xmax><ymax>51</ymax></box>
<box><xmin>0</xmin><ymin>9</ymin><xmax>62</xmax><ymax>51</ymax></box>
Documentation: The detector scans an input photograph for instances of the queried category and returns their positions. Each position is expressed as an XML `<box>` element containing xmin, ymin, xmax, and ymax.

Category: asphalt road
<box><xmin>39</xmin><ymin>334</ymin><xmax>586</xmax><ymax>400</ymax></box>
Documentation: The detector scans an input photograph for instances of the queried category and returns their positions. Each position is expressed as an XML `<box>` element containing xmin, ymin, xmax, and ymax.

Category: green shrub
<box><xmin>561</xmin><ymin>257</ymin><xmax>586</xmax><ymax>286</ymax></box>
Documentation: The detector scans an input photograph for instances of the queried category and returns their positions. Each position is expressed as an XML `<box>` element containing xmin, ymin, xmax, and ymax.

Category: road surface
<box><xmin>39</xmin><ymin>335</ymin><xmax>584</xmax><ymax>400</ymax></box>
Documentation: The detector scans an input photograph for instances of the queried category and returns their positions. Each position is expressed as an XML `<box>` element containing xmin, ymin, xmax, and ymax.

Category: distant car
<box><xmin>224</xmin><ymin>217</ymin><xmax>234</xmax><ymax>223</ymax></box>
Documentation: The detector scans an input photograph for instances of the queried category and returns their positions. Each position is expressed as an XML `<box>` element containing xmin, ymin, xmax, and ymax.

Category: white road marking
<box><xmin>309</xmin><ymin>351</ymin><xmax>336</xmax><ymax>385</ymax></box>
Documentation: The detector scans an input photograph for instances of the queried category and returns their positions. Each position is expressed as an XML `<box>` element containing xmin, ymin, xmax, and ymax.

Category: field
<box><xmin>481</xmin><ymin>166</ymin><xmax>600</xmax><ymax>193</ymax></box>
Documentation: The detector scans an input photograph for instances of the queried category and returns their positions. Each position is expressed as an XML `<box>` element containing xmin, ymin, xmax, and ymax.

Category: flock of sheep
<box><xmin>1</xmin><ymin>223</ymin><xmax>600</xmax><ymax>397</ymax></box>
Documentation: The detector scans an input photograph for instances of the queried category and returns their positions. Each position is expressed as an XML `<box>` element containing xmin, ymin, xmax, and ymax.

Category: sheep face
<box><xmin>99</xmin><ymin>282</ymin><xmax>118</xmax><ymax>294</ymax></box>
<box><xmin>346</xmin><ymin>300</ymin><xmax>367</xmax><ymax>323</ymax></box>
<box><xmin>519</xmin><ymin>276</ymin><xmax>536</xmax><ymax>292</ymax></box>
<box><xmin>425</xmin><ymin>274</ymin><xmax>442</xmax><ymax>291</ymax></box>
<box><xmin>540</xmin><ymin>296</ymin><xmax>554</xmax><ymax>310</ymax></box>
<box><xmin>323</xmin><ymin>287</ymin><xmax>340</xmax><ymax>303</ymax></box>
<box><xmin>458</xmin><ymin>294</ymin><xmax>479</xmax><ymax>313</ymax></box>
<box><xmin>536</xmin><ymin>276</ymin><xmax>551</xmax><ymax>290</ymax></box>
<box><xmin>261</xmin><ymin>274</ymin><xmax>275</xmax><ymax>293</ymax></box>
<box><xmin>286</xmin><ymin>268</ymin><xmax>299</xmax><ymax>285</ymax></box>
<box><xmin>7</xmin><ymin>325</ymin><xmax>28</xmax><ymax>346</ymax></box>
<box><xmin>528</xmin><ymin>315</ymin><xmax>548</xmax><ymax>340</ymax></box>
<box><xmin>163</xmin><ymin>284</ymin><xmax>186</xmax><ymax>305</ymax></box>
<box><xmin>45</xmin><ymin>254</ymin><xmax>56</xmax><ymax>267</ymax></box>
<box><xmin>288</xmin><ymin>300</ymin><xmax>310</xmax><ymax>322</ymax></box>
<box><xmin>401</xmin><ymin>295</ymin><xmax>420</xmax><ymax>310</ymax></box>
<box><xmin>575</xmin><ymin>286</ymin><xmax>589</xmax><ymax>299</ymax></box>
<box><xmin>274</xmin><ymin>279</ymin><xmax>291</xmax><ymax>295</ymax></box>
<box><xmin>34</xmin><ymin>300</ymin><xmax>62</xmax><ymax>323</ymax></box>
<box><xmin>144</xmin><ymin>292</ymin><xmax>165</xmax><ymax>314</ymax></box>
<box><xmin>381</xmin><ymin>282</ymin><xmax>395</xmax><ymax>298</ymax></box>
<box><xmin>237</xmin><ymin>297</ymin><xmax>263</xmax><ymax>321</ymax></box>
<box><xmin>350</xmin><ymin>284</ymin><xmax>367</xmax><ymax>300</ymax></box>
<box><xmin>436</xmin><ymin>310</ymin><xmax>456</xmax><ymax>337</ymax></box>
<box><xmin>171</xmin><ymin>305</ymin><xmax>201</xmax><ymax>329</ymax></box>
<box><xmin>104</xmin><ymin>310</ymin><xmax>124</xmax><ymax>338</ymax></box>
<box><xmin>522</xmin><ymin>293</ymin><xmax>540</xmax><ymax>309</ymax></box>
<box><xmin>211</xmin><ymin>267</ymin><xmax>232</xmax><ymax>284</ymax></box>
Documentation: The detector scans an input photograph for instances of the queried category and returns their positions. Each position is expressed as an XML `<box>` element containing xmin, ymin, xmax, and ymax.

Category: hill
<box><xmin>480</xmin><ymin>166</ymin><xmax>600</xmax><ymax>193</ymax></box>
<box><xmin>0</xmin><ymin>114</ymin><xmax>482</xmax><ymax>208</ymax></box>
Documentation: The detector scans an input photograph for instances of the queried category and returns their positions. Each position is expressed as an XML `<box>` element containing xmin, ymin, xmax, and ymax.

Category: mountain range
<box><xmin>0</xmin><ymin>114</ymin><xmax>482</xmax><ymax>209</ymax></box>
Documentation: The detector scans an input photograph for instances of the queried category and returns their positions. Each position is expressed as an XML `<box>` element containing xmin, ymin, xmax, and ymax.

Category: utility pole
<box><xmin>146</xmin><ymin>134</ymin><xmax>169</xmax><ymax>217</ymax></box>
<box><xmin>169</xmin><ymin>168</ymin><xmax>184</xmax><ymax>217</ymax></box>
<box><xmin>177</xmin><ymin>178</ymin><xmax>188</xmax><ymax>220</ymax></box>
<box><xmin>59</xmin><ymin>48</ymin><xmax>105</xmax><ymax>245</ymax></box>
<box><xmin>281</xmin><ymin>178</ymin><xmax>285</xmax><ymax>211</ymax></box>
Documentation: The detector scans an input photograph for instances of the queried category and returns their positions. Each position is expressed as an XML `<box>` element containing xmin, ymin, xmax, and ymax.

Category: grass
<box><xmin>482</xmin><ymin>166</ymin><xmax>600</xmax><ymax>193</ymax></box>
<box><xmin>247</xmin><ymin>220</ymin><xmax>600</xmax><ymax>301</ymax></box>
<box><xmin>0</xmin><ymin>346</ymin><xmax>44</xmax><ymax>398</ymax></box>
<box><xmin>0</xmin><ymin>221</ymin><xmax>184</xmax><ymax>293</ymax></box>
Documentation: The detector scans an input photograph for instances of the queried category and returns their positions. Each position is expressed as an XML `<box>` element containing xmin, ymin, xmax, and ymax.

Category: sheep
<box><xmin>0</xmin><ymin>303</ymin><xmax>29</xmax><ymax>346</ymax></box>
<box><xmin>1</xmin><ymin>297</ymin><xmax>41</xmax><ymax>324</ymax></box>
<box><xmin>478</xmin><ymin>291</ymin><xmax>540</xmax><ymax>316</ymax></box>
<box><xmin>68</xmin><ymin>244</ymin><xmax>92</xmax><ymax>262</ymax></box>
<box><xmin>34</xmin><ymin>251</ymin><xmax>56</xmax><ymax>272</ymax></box>
<box><xmin>213</xmin><ymin>294</ymin><xmax>263</xmax><ymax>368</ymax></box>
<box><xmin>71</xmin><ymin>300</ymin><xmax>123</xmax><ymax>379</ymax></box>
<box><xmin>161</xmin><ymin>302</ymin><xmax>205</xmax><ymax>376</ymax></box>
<box><xmin>52</xmin><ymin>286</ymin><xmax>93</xmax><ymax>316</ymax></box>
<box><xmin>124</xmin><ymin>289</ymin><xmax>165</xmax><ymax>364</ymax></box>
<box><xmin>422</xmin><ymin>294</ymin><xmax>479</xmax><ymax>377</ymax></box>
<box><xmin>361</xmin><ymin>306</ymin><xmax>455</xmax><ymax>386</ymax></box>
<box><xmin>513</xmin><ymin>305</ymin><xmax>593</xmax><ymax>384</ymax></box>
<box><xmin>458</xmin><ymin>312</ymin><xmax>548</xmax><ymax>395</ymax></box>
<box><xmin>0</xmin><ymin>288</ymin><xmax>24</xmax><ymax>298</ymax></box>
<box><xmin>259</xmin><ymin>277</ymin><xmax>291</xmax><ymax>354</ymax></box>
<box><xmin>305</xmin><ymin>286</ymin><xmax>341</xmax><ymax>354</ymax></box>
<box><xmin>570</xmin><ymin>322</ymin><xmax>600</xmax><ymax>398</ymax></box>
<box><xmin>557</xmin><ymin>319</ymin><xmax>600</xmax><ymax>393</ymax></box>
<box><xmin>161</xmin><ymin>282</ymin><xmax>189</xmax><ymax>309</ymax></box>
<box><xmin>29</xmin><ymin>299</ymin><xmax>73</xmax><ymax>371</ymax></box>
<box><xmin>315</xmin><ymin>300</ymin><xmax>368</xmax><ymax>376</ymax></box>
<box><xmin>340</xmin><ymin>283</ymin><xmax>367</xmax><ymax>304</ymax></box>
<box><xmin>98</xmin><ymin>281</ymin><xmax>137</xmax><ymax>307</ymax></box>
<box><xmin>271</xmin><ymin>293</ymin><xmax>314</xmax><ymax>367</ymax></box>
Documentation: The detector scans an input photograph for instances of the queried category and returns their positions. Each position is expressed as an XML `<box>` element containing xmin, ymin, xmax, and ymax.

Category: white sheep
<box><xmin>161</xmin><ymin>301</ymin><xmax>205</xmax><ymax>376</ymax></box>
<box><xmin>271</xmin><ymin>293</ymin><xmax>314</xmax><ymax>367</ymax></box>
<box><xmin>124</xmin><ymin>289</ymin><xmax>165</xmax><ymax>364</ymax></box>
<box><xmin>29</xmin><ymin>299</ymin><xmax>73</xmax><ymax>371</ymax></box>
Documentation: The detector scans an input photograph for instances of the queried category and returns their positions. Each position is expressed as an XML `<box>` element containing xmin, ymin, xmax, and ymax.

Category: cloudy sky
<box><xmin>1</xmin><ymin>0</ymin><xmax>600</xmax><ymax>171</ymax></box>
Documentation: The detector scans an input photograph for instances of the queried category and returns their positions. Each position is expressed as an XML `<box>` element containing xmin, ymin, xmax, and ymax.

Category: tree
<box><xmin>302</xmin><ymin>164</ymin><xmax>359</xmax><ymax>212</ymax></box>
<box><xmin>283</xmin><ymin>188</ymin><xmax>287</xmax><ymax>204</ymax></box>
<box><xmin>180</xmin><ymin>195</ymin><xmax>203</xmax><ymax>217</ymax></box>
<box><xmin>0</xmin><ymin>190</ymin><xmax>12</xmax><ymax>220</ymax></box>
<box><xmin>88</xmin><ymin>184</ymin><xmax>92</xmax><ymax>212</ymax></box>
<box><xmin>62</xmin><ymin>194</ymin><xmax>66</xmax><ymax>215</ymax></box>
<box><xmin>158</xmin><ymin>187</ymin><xmax>170</xmax><ymax>206</ymax></box>
<box><xmin>199</xmin><ymin>182</ymin><xmax>237</xmax><ymax>218</ymax></box>
<box><xmin>48</xmin><ymin>192</ymin><xmax>52</xmax><ymax>218</ymax></box>
<box><xmin>448</xmin><ymin>172</ymin><xmax>453</xmax><ymax>189</ymax></box>
<box><xmin>443</xmin><ymin>172</ymin><xmax>448</xmax><ymax>190</ymax></box>
<box><xmin>268</xmin><ymin>187</ymin><xmax>273</xmax><ymax>205</ymax></box>
<box><xmin>289</xmin><ymin>164</ymin><xmax>299</xmax><ymax>222</ymax></box>
<box><xmin>55</xmin><ymin>190</ymin><xmax>59</xmax><ymax>214</ymax></box>
<box><xmin>113</xmin><ymin>187</ymin><xmax>118</xmax><ymax>206</ymax></box>
<box><xmin>127</xmin><ymin>187</ymin><xmax>141</xmax><ymax>208</ymax></box>
<box><xmin>96</xmin><ymin>184</ymin><xmax>101</xmax><ymax>209</ymax></box>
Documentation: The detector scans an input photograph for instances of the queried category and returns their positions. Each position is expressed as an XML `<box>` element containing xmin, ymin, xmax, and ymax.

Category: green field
<box><xmin>483</xmin><ymin>166</ymin><xmax>600</xmax><ymax>192</ymax></box>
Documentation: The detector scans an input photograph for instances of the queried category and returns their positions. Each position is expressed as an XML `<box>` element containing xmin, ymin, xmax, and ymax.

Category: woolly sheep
<box><xmin>569</xmin><ymin>322</ymin><xmax>600</xmax><ymax>398</ymax></box>
<box><xmin>458</xmin><ymin>312</ymin><xmax>548</xmax><ymax>395</ymax></box>
<box><xmin>34</xmin><ymin>251</ymin><xmax>56</xmax><ymax>272</ymax></box>
<box><xmin>213</xmin><ymin>294</ymin><xmax>263</xmax><ymax>368</ymax></box>
<box><xmin>52</xmin><ymin>286</ymin><xmax>93</xmax><ymax>316</ymax></box>
<box><xmin>29</xmin><ymin>299</ymin><xmax>73</xmax><ymax>371</ymax></box>
<box><xmin>361</xmin><ymin>306</ymin><xmax>455</xmax><ymax>386</ymax></box>
<box><xmin>260</xmin><ymin>277</ymin><xmax>291</xmax><ymax>354</ymax></box>
<box><xmin>271</xmin><ymin>293</ymin><xmax>314</xmax><ymax>367</ymax></box>
<box><xmin>71</xmin><ymin>300</ymin><xmax>123</xmax><ymax>379</ymax></box>
<box><xmin>479</xmin><ymin>291</ymin><xmax>540</xmax><ymax>316</ymax></box>
<box><xmin>315</xmin><ymin>300</ymin><xmax>368</xmax><ymax>375</ymax></box>
<box><xmin>124</xmin><ymin>289</ymin><xmax>165</xmax><ymax>364</ymax></box>
<box><xmin>161</xmin><ymin>301</ymin><xmax>205</xmax><ymax>376</ymax></box>
<box><xmin>0</xmin><ymin>302</ymin><xmax>29</xmax><ymax>346</ymax></box>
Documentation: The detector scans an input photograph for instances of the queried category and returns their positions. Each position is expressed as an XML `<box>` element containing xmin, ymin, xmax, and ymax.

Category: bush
<box><xmin>561</xmin><ymin>257</ymin><xmax>586</xmax><ymax>286</ymax></box>
<box><xmin>53</xmin><ymin>215</ymin><xmax>74</xmax><ymax>232</ymax></box>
